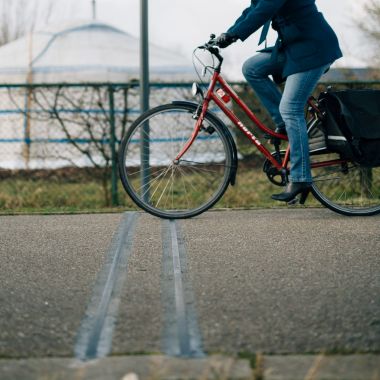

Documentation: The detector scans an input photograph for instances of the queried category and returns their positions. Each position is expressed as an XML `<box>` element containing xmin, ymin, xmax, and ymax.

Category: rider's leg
<box><xmin>242</xmin><ymin>52</ymin><xmax>285</xmax><ymax>130</ymax></box>
<box><xmin>279</xmin><ymin>63</ymin><xmax>331</xmax><ymax>183</ymax></box>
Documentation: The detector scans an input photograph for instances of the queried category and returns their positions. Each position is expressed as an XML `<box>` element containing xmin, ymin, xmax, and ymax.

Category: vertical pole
<box><xmin>140</xmin><ymin>0</ymin><xmax>150</xmax><ymax>202</ymax></box>
<box><xmin>22</xmin><ymin>87</ymin><xmax>32</xmax><ymax>169</ymax></box>
<box><xmin>23</xmin><ymin>32</ymin><xmax>34</xmax><ymax>169</ymax></box>
<box><xmin>140</xmin><ymin>0</ymin><xmax>149</xmax><ymax>113</ymax></box>
<box><xmin>92</xmin><ymin>0</ymin><xmax>96</xmax><ymax>20</ymax></box>
<box><xmin>109</xmin><ymin>85</ymin><xmax>119</xmax><ymax>206</ymax></box>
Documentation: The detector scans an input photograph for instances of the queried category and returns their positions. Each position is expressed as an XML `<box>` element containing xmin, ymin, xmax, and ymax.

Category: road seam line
<box><xmin>74</xmin><ymin>212</ymin><xmax>138</xmax><ymax>361</ymax></box>
<box><xmin>161</xmin><ymin>219</ymin><xmax>205</xmax><ymax>358</ymax></box>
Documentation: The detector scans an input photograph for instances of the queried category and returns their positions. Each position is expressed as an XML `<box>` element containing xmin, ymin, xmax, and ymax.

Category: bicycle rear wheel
<box><xmin>308</xmin><ymin>120</ymin><xmax>380</xmax><ymax>216</ymax></box>
<box><xmin>119</xmin><ymin>103</ymin><xmax>234</xmax><ymax>219</ymax></box>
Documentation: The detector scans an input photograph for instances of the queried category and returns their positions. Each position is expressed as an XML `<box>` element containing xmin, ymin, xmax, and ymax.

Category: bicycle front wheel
<box><xmin>119</xmin><ymin>104</ymin><xmax>234</xmax><ymax>219</ymax></box>
<box><xmin>309</xmin><ymin>120</ymin><xmax>380</xmax><ymax>216</ymax></box>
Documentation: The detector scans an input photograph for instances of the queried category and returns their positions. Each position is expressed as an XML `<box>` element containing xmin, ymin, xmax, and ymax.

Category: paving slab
<box><xmin>262</xmin><ymin>354</ymin><xmax>380</xmax><ymax>380</ymax></box>
<box><xmin>0</xmin><ymin>354</ymin><xmax>379</xmax><ymax>380</ymax></box>
<box><xmin>0</xmin><ymin>214</ymin><xmax>122</xmax><ymax>358</ymax></box>
<box><xmin>112</xmin><ymin>214</ymin><xmax>163</xmax><ymax>355</ymax></box>
<box><xmin>181</xmin><ymin>209</ymin><xmax>380</xmax><ymax>354</ymax></box>
<box><xmin>0</xmin><ymin>355</ymin><xmax>252</xmax><ymax>380</ymax></box>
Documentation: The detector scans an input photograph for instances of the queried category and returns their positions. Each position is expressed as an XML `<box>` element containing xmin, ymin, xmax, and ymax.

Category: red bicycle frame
<box><xmin>175</xmin><ymin>69</ymin><xmax>346</xmax><ymax>171</ymax></box>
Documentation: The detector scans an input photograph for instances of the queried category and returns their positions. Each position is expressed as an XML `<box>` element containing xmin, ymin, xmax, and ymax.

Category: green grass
<box><xmin>0</xmin><ymin>178</ymin><xmax>133</xmax><ymax>214</ymax></box>
<box><xmin>237</xmin><ymin>352</ymin><xmax>257</xmax><ymax>369</ymax></box>
<box><xmin>0</xmin><ymin>164</ymin><xmax>323</xmax><ymax>214</ymax></box>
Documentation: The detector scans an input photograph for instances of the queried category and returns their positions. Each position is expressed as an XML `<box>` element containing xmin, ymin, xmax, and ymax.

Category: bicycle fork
<box><xmin>174</xmin><ymin>100</ymin><xmax>210</xmax><ymax>162</ymax></box>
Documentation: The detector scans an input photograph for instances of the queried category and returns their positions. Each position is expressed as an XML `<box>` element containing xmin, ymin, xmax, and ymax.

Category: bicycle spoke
<box><xmin>179</xmin><ymin>168</ymin><xmax>191</xmax><ymax>210</ymax></box>
<box><xmin>163</xmin><ymin>164</ymin><xmax>176</xmax><ymax>210</ymax></box>
<box><xmin>180</xmin><ymin>163</ymin><xmax>226</xmax><ymax>175</ymax></box>
<box><xmin>126</xmin><ymin>165</ymin><xmax>167</xmax><ymax>178</ymax></box>
<box><xmin>155</xmin><ymin>166</ymin><xmax>175</xmax><ymax>208</ymax></box>
<box><xmin>135</xmin><ymin>166</ymin><xmax>171</xmax><ymax>195</ymax></box>
<box><xmin>310</xmin><ymin>149</ymin><xmax>380</xmax><ymax>214</ymax></box>
<box><xmin>176</xmin><ymin>164</ymin><xmax>200</xmax><ymax>193</ymax></box>
<box><xmin>119</xmin><ymin>104</ymin><xmax>233</xmax><ymax>218</ymax></box>
<box><xmin>147</xmin><ymin>165</ymin><xmax>174</xmax><ymax>203</ymax></box>
<box><xmin>182</xmin><ymin>164</ymin><xmax>223</xmax><ymax>189</ymax></box>
<box><xmin>180</xmin><ymin>159</ymin><xmax>230</xmax><ymax>167</ymax></box>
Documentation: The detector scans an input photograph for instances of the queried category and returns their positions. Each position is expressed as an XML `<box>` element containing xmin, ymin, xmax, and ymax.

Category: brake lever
<box><xmin>198</xmin><ymin>41</ymin><xmax>217</xmax><ymax>50</ymax></box>
<box><xmin>199</xmin><ymin>33</ymin><xmax>218</xmax><ymax>50</ymax></box>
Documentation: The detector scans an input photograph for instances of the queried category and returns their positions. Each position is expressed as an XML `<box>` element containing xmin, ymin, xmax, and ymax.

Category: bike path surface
<box><xmin>0</xmin><ymin>213</ymin><xmax>122</xmax><ymax>358</ymax></box>
<box><xmin>0</xmin><ymin>209</ymin><xmax>379</xmax><ymax>378</ymax></box>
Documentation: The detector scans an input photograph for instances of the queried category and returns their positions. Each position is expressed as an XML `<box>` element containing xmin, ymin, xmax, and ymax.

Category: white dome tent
<box><xmin>0</xmin><ymin>20</ymin><xmax>196</xmax><ymax>169</ymax></box>
<box><xmin>0</xmin><ymin>20</ymin><xmax>194</xmax><ymax>83</ymax></box>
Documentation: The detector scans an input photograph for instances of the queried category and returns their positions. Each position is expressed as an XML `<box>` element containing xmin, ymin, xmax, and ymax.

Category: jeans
<box><xmin>242</xmin><ymin>53</ymin><xmax>330</xmax><ymax>183</ymax></box>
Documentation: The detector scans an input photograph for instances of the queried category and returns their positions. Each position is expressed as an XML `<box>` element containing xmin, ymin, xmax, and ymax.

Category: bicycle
<box><xmin>118</xmin><ymin>35</ymin><xmax>380</xmax><ymax>219</ymax></box>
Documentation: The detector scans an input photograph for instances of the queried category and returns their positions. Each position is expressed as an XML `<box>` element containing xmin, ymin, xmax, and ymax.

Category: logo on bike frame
<box><xmin>237</xmin><ymin>121</ymin><xmax>262</xmax><ymax>146</ymax></box>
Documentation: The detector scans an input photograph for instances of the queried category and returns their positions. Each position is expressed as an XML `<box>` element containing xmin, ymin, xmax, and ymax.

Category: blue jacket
<box><xmin>227</xmin><ymin>0</ymin><xmax>343</xmax><ymax>78</ymax></box>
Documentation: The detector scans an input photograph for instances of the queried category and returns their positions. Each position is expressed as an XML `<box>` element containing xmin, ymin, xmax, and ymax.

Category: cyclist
<box><xmin>215</xmin><ymin>0</ymin><xmax>342</xmax><ymax>202</ymax></box>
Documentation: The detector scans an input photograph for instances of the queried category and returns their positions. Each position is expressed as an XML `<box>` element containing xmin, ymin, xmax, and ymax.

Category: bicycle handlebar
<box><xmin>198</xmin><ymin>34</ymin><xmax>218</xmax><ymax>50</ymax></box>
<box><xmin>197</xmin><ymin>34</ymin><xmax>224</xmax><ymax>71</ymax></box>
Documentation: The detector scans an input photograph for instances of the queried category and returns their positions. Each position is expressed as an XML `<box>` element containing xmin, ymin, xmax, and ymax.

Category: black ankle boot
<box><xmin>271</xmin><ymin>182</ymin><xmax>311</xmax><ymax>203</ymax></box>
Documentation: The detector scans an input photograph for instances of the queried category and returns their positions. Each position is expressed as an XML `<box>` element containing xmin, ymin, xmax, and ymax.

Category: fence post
<box><xmin>108</xmin><ymin>85</ymin><xmax>119</xmax><ymax>206</ymax></box>
<box><xmin>22</xmin><ymin>86</ymin><xmax>33</xmax><ymax>169</ymax></box>
<box><xmin>140</xmin><ymin>0</ymin><xmax>150</xmax><ymax>202</ymax></box>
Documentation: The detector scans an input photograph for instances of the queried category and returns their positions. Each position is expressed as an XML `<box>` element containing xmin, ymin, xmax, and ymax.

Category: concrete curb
<box><xmin>1</xmin><ymin>354</ymin><xmax>380</xmax><ymax>380</ymax></box>
<box><xmin>0</xmin><ymin>355</ymin><xmax>251</xmax><ymax>380</ymax></box>
<box><xmin>262</xmin><ymin>354</ymin><xmax>380</xmax><ymax>380</ymax></box>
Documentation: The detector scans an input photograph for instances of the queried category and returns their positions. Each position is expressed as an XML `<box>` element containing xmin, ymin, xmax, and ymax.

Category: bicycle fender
<box><xmin>171</xmin><ymin>101</ymin><xmax>238</xmax><ymax>186</ymax></box>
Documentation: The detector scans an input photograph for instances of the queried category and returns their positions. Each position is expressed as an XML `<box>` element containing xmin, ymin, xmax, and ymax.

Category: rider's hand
<box><xmin>215</xmin><ymin>33</ymin><xmax>237</xmax><ymax>48</ymax></box>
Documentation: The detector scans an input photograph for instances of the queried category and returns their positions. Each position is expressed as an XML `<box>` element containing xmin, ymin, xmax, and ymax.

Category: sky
<box><xmin>48</xmin><ymin>0</ymin><xmax>372</xmax><ymax>80</ymax></box>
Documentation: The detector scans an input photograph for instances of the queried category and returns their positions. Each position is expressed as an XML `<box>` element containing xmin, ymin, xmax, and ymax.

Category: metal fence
<box><xmin>0</xmin><ymin>80</ymin><xmax>379</xmax><ymax>212</ymax></box>
<box><xmin>0</xmin><ymin>82</ymin><xmax>195</xmax><ymax>211</ymax></box>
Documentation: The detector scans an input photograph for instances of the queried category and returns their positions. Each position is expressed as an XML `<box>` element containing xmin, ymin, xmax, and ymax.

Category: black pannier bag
<box><xmin>318</xmin><ymin>89</ymin><xmax>380</xmax><ymax>167</ymax></box>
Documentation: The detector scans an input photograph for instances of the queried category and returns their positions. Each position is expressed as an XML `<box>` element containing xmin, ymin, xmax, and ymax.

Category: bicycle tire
<box><xmin>308</xmin><ymin>119</ymin><xmax>380</xmax><ymax>216</ymax></box>
<box><xmin>118</xmin><ymin>103</ymin><xmax>234</xmax><ymax>219</ymax></box>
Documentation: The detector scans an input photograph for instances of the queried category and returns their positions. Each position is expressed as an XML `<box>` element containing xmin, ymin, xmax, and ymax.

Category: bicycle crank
<box><xmin>263</xmin><ymin>151</ymin><xmax>288</xmax><ymax>186</ymax></box>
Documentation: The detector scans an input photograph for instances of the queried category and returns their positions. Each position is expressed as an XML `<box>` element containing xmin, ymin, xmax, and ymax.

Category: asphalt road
<box><xmin>0</xmin><ymin>213</ymin><xmax>122</xmax><ymax>358</ymax></box>
<box><xmin>0</xmin><ymin>209</ymin><xmax>379</xmax><ymax>362</ymax></box>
